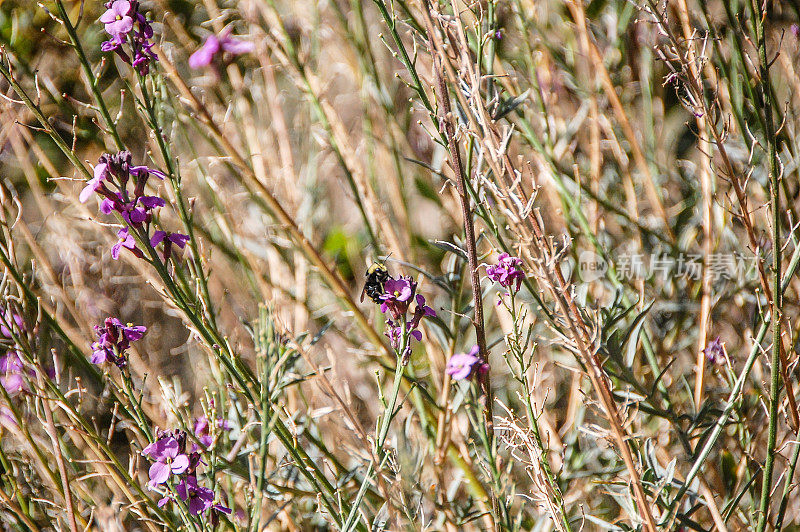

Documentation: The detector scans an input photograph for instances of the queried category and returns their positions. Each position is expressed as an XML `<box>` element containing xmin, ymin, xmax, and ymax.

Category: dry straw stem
<box><xmin>421</xmin><ymin>2</ymin><xmax>657</xmax><ymax>529</ymax></box>
<box><xmin>672</xmin><ymin>0</ymin><xmax>715</xmax><ymax>413</ymax></box>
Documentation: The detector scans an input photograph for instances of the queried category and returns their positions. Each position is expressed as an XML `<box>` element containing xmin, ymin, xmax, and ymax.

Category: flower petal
<box><xmin>148</xmin><ymin>461</ymin><xmax>171</xmax><ymax>487</ymax></box>
<box><xmin>171</xmin><ymin>454</ymin><xmax>189</xmax><ymax>475</ymax></box>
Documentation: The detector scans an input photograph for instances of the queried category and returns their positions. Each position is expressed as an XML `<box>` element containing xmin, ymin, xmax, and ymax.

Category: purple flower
<box><xmin>101</xmin><ymin>193</ymin><xmax>162</xmax><ymax>226</ymax></box>
<box><xmin>485</xmin><ymin>253</ymin><xmax>525</xmax><ymax>292</ymax></box>
<box><xmin>151</xmin><ymin>231</ymin><xmax>190</xmax><ymax>261</ymax></box>
<box><xmin>112</xmin><ymin>227</ymin><xmax>137</xmax><ymax>260</ymax></box>
<box><xmin>176</xmin><ymin>475</ymin><xmax>215</xmax><ymax>515</ymax></box>
<box><xmin>99</xmin><ymin>0</ymin><xmax>133</xmax><ymax>43</ymax></box>
<box><xmin>446</xmin><ymin>346</ymin><xmax>488</xmax><ymax>381</ymax></box>
<box><xmin>151</xmin><ymin>230</ymin><xmax>189</xmax><ymax>249</ymax></box>
<box><xmin>703</xmin><ymin>336</ymin><xmax>726</xmax><ymax>365</ymax></box>
<box><xmin>86</xmin><ymin>153</ymin><xmax>167</xmax><ymax>224</ymax></box>
<box><xmin>80</xmin><ymin>163</ymin><xmax>110</xmax><ymax>203</ymax></box>
<box><xmin>142</xmin><ymin>435</ymin><xmax>190</xmax><ymax>489</ymax></box>
<box><xmin>380</xmin><ymin>283</ymin><xmax>436</xmax><ymax>364</ymax></box>
<box><xmin>410</xmin><ymin>294</ymin><xmax>436</xmax><ymax>328</ymax></box>
<box><xmin>0</xmin><ymin>352</ymin><xmax>30</xmax><ymax>396</ymax></box>
<box><xmin>130</xmin><ymin>165</ymin><xmax>166</xmax><ymax>181</ymax></box>
<box><xmin>189</xmin><ymin>31</ymin><xmax>254</xmax><ymax>69</ymax></box>
<box><xmin>379</xmin><ymin>277</ymin><xmax>416</xmax><ymax>318</ymax></box>
<box><xmin>90</xmin><ymin>317</ymin><xmax>145</xmax><ymax>368</ymax></box>
<box><xmin>193</xmin><ymin>415</ymin><xmax>231</xmax><ymax>449</ymax></box>
<box><xmin>100</xmin><ymin>1</ymin><xmax>157</xmax><ymax>75</ymax></box>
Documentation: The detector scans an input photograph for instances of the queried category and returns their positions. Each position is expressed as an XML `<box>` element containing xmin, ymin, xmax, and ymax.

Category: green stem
<box><xmin>508</xmin><ymin>293</ymin><xmax>572</xmax><ymax>531</ymax></box>
<box><xmin>343</xmin><ymin>323</ymin><xmax>408</xmax><ymax>531</ymax></box>
<box><xmin>753</xmin><ymin>0</ymin><xmax>782</xmax><ymax>527</ymax></box>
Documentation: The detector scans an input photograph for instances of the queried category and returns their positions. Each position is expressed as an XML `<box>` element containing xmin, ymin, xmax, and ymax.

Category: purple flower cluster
<box><xmin>80</xmin><ymin>151</ymin><xmax>188</xmax><ymax>261</ymax></box>
<box><xmin>142</xmin><ymin>430</ymin><xmax>231</xmax><ymax>517</ymax></box>
<box><xmin>100</xmin><ymin>0</ymin><xmax>157</xmax><ymax>75</ymax></box>
<box><xmin>485</xmin><ymin>253</ymin><xmax>525</xmax><ymax>293</ymax></box>
<box><xmin>90</xmin><ymin>317</ymin><xmax>146</xmax><ymax>368</ymax></box>
<box><xmin>703</xmin><ymin>336</ymin><xmax>727</xmax><ymax>365</ymax></box>
<box><xmin>189</xmin><ymin>30</ymin><xmax>253</xmax><ymax>69</ymax></box>
<box><xmin>446</xmin><ymin>345</ymin><xmax>489</xmax><ymax>381</ymax></box>
<box><xmin>375</xmin><ymin>276</ymin><xmax>436</xmax><ymax>364</ymax></box>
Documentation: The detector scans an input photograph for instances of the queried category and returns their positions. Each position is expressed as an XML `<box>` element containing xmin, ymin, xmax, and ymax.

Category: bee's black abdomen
<box><xmin>363</xmin><ymin>264</ymin><xmax>390</xmax><ymax>304</ymax></box>
<box><xmin>365</xmin><ymin>285</ymin><xmax>385</xmax><ymax>304</ymax></box>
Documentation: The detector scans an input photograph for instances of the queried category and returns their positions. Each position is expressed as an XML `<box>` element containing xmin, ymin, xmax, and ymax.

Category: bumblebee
<box><xmin>361</xmin><ymin>262</ymin><xmax>390</xmax><ymax>304</ymax></box>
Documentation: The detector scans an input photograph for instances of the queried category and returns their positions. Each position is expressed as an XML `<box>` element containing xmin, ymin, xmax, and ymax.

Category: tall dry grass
<box><xmin>0</xmin><ymin>0</ymin><xmax>800</xmax><ymax>530</ymax></box>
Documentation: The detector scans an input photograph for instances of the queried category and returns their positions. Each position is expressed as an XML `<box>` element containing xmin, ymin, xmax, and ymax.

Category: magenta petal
<box><xmin>221</xmin><ymin>38</ymin><xmax>254</xmax><ymax>55</ymax></box>
<box><xmin>148</xmin><ymin>461</ymin><xmax>171</xmax><ymax>487</ymax></box>
<box><xmin>94</xmin><ymin>162</ymin><xmax>108</xmax><ymax>180</ymax></box>
<box><xmin>79</xmin><ymin>182</ymin><xmax>98</xmax><ymax>203</ymax></box>
<box><xmin>100</xmin><ymin>199</ymin><xmax>116</xmax><ymax>214</ymax></box>
<box><xmin>128</xmin><ymin>208</ymin><xmax>147</xmax><ymax>224</ymax></box>
<box><xmin>138</xmin><ymin>196</ymin><xmax>165</xmax><ymax>209</ymax></box>
<box><xmin>448</xmin><ymin>365</ymin><xmax>471</xmax><ymax>380</ymax></box>
<box><xmin>169</xmin><ymin>233</ymin><xmax>190</xmax><ymax>248</ymax></box>
<box><xmin>189</xmin><ymin>36</ymin><xmax>220</xmax><ymax>69</ymax></box>
<box><xmin>1</xmin><ymin>374</ymin><xmax>24</xmax><ymax>396</ymax></box>
<box><xmin>213</xmin><ymin>503</ymin><xmax>232</xmax><ymax>514</ymax></box>
<box><xmin>188</xmin><ymin>495</ymin><xmax>207</xmax><ymax>515</ymax></box>
<box><xmin>150</xmin><ymin>231</ymin><xmax>167</xmax><ymax>247</ymax></box>
<box><xmin>99</xmin><ymin>12</ymin><xmax>116</xmax><ymax>24</ymax></box>
<box><xmin>106</xmin><ymin>17</ymin><xmax>133</xmax><ymax>36</ymax></box>
<box><xmin>171</xmin><ymin>454</ymin><xmax>189</xmax><ymax>474</ymax></box>
<box><xmin>161</xmin><ymin>438</ymin><xmax>179</xmax><ymax>459</ymax></box>
<box><xmin>157</xmin><ymin>496</ymin><xmax>170</xmax><ymax>508</ymax></box>
<box><xmin>141</xmin><ymin>440</ymin><xmax>158</xmax><ymax>458</ymax></box>
<box><xmin>112</xmin><ymin>0</ymin><xmax>131</xmax><ymax>15</ymax></box>
<box><xmin>175</xmin><ymin>480</ymin><xmax>188</xmax><ymax>501</ymax></box>
<box><xmin>90</xmin><ymin>349</ymin><xmax>109</xmax><ymax>365</ymax></box>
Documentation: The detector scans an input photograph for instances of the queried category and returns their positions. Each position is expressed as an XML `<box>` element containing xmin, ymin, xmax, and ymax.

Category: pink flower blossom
<box><xmin>189</xmin><ymin>31</ymin><xmax>254</xmax><ymax>69</ymax></box>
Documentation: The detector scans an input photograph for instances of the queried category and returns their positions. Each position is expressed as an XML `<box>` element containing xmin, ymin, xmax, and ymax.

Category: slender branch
<box><xmin>754</xmin><ymin>0</ymin><xmax>783</xmax><ymax>527</ymax></box>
